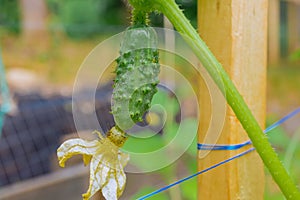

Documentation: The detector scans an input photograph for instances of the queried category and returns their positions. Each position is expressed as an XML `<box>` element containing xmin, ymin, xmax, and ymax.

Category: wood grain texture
<box><xmin>197</xmin><ymin>0</ymin><xmax>267</xmax><ymax>199</ymax></box>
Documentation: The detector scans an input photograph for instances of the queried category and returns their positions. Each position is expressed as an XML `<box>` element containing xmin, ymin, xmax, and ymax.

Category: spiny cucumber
<box><xmin>112</xmin><ymin>25</ymin><xmax>160</xmax><ymax>131</ymax></box>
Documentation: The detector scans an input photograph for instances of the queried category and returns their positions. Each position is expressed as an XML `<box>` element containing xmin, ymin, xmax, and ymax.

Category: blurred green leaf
<box><xmin>162</xmin><ymin>122</ymin><xmax>179</xmax><ymax>143</ymax></box>
<box><xmin>152</xmin><ymin>90</ymin><xmax>179</xmax><ymax>120</ymax></box>
<box><xmin>123</xmin><ymin>130</ymin><xmax>165</xmax><ymax>153</ymax></box>
<box><xmin>179</xmin><ymin>118</ymin><xmax>198</xmax><ymax>156</ymax></box>
<box><xmin>122</xmin><ymin>131</ymin><xmax>166</xmax><ymax>170</ymax></box>
<box><xmin>0</xmin><ymin>0</ymin><xmax>20</xmax><ymax>33</ymax></box>
<box><xmin>266</xmin><ymin>117</ymin><xmax>290</xmax><ymax>149</ymax></box>
<box><xmin>47</xmin><ymin>0</ymin><xmax>128</xmax><ymax>38</ymax></box>
<box><xmin>128</xmin><ymin>87</ymin><xmax>198</xmax><ymax>199</ymax></box>
<box><xmin>59</xmin><ymin>0</ymin><xmax>103</xmax><ymax>38</ymax></box>
<box><xmin>130</xmin><ymin>187</ymin><xmax>169</xmax><ymax>200</ymax></box>
<box><xmin>268</xmin><ymin>127</ymin><xmax>290</xmax><ymax>149</ymax></box>
<box><xmin>163</xmin><ymin>118</ymin><xmax>197</xmax><ymax>155</ymax></box>
<box><xmin>180</xmin><ymin>177</ymin><xmax>197</xmax><ymax>200</ymax></box>
<box><xmin>156</xmin><ymin>164</ymin><xmax>177</xmax><ymax>181</ymax></box>
<box><xmin>289</xmin><ymin>48</ymin><xmax>300</xmax><ymax>61</ymax></box>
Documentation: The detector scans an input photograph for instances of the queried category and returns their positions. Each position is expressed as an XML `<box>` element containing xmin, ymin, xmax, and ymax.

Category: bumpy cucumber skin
<box><xmin>112</xmin><ymin>26</ymin><xmax>160</xmax><ymax>130</ymax></box>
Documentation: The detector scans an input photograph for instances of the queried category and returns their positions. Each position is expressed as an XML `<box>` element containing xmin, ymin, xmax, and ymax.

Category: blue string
<box><xmin>137</xmin><ymin>148</ymin><xmax>255</xmax><ymax>200</ymax></box>
<box><xmin>198</xmin><ymin>107</ymin><xmax>300</xmax><ymax>151</ymax></box>
<box><xmin>0</xmin><ymin>48</ymin><xmax>10</xmax><ymax>137</ymax></box>
<box><xmin>197</xmin><ymin>140</ymin><xmax>251</xmax><ymax>150</ymax></box>
<box><xmin>264</xmin><ymin>107</ymin><xmax>300</xmax><ymax>133</ymax></box>
<box><xmin>138</xmin><ymin>107</ymin><xmax>300</xmax><ymax>199</ymax></box>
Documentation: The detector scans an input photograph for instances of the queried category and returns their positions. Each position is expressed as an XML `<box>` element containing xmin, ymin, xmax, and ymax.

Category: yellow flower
<box><xmin>57</xmin><ymin>127</ymin><xmax>129</xmax><ymax>200</ymax></box>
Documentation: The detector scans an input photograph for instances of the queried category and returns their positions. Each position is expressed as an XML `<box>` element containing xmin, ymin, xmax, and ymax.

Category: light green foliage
<box><xmin>47</xmin><ymin>0</ymin><xmax>126</xmax><ymax>38</ymax></box>
<box><xmin>124</xmin><ymin>90</ymin><xmax>198</xmax><ymax>199</ymax></box>
<box><xmin>128</xmin><ymin>1</ymin><xmax>300</xmax><ymax>199</ymax></box>
<box><xmin>57</xmin><ymin>0</ymin><xmax>104</xmax><ymax>38</ymax></box>
<box><xmin>289</xmin><ymin>49</ymin><xmax>300</xmax><ymax>62</ymax></box>
<box><xmin>266</xmin><ymin>117</ymin><xmax>291</xmax><ymax>148</ymax></box>
<box><xmin>0</xmin><ymin>0</ymin><xmax>20</xmax><ymax>33</ymax></box>
<box><xmin>180</xmin><ymin>175</ymin><xmax>197</xmax><ymax>200</ymax></box>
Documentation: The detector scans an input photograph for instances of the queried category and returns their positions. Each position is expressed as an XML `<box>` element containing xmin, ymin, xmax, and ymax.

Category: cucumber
<box><xmin>112</xmin><ymin>25</ymin><xmax>160</xmax><ymax>131</ymax></box>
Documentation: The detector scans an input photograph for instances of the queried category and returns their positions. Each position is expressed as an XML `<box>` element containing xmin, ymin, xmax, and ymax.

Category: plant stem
<box><xmin>131</xmin><ymin>9</ymin><xmax>149</xmax><ymax>26</ymax></box>
<box><xmin>129</xmin><ymin>0</ymin><xmax>300</xmax><ymax>199</ymax></box>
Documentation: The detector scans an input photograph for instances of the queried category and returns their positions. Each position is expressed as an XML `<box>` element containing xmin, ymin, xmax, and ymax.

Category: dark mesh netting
<box><xmin>0</xmin><ymin>83</ymin><xmax>115</xmax><ymax>186</ymax></box>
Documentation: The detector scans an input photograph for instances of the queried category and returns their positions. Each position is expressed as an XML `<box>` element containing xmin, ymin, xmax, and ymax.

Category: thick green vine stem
<box><xmin>131</xmin><ymin>9</ymin><xmax>149</xmax><ymax>26</ymax></box>
<box><xmin>129</xmin><ymin>0</ymin><xmax>300</xmax><ymax>199</ymax></box>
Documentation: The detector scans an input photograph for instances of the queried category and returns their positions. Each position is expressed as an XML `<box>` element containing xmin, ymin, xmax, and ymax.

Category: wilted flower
<box><xmin>57</xmin><ymin>127</ymin><xmax>129</xmax><ymax>200</ymax></box>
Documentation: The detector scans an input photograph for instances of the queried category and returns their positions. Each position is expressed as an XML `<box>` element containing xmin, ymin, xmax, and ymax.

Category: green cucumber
<box><xmin>112</xmin><ymin>25</ymin><xmax>160</xmax><ymax>130</ymax></box>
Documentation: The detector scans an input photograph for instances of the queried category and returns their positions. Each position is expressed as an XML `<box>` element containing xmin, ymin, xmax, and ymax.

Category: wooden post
<box><xmin>197</xmin><ymin>1</ymin><xmax>267</xmax><ymax>199</ymax></box>
<box><xmin>268</xmin><ymin>0</ymin><xmax>280</xmax><ymax>64</ymax></box>
<box><xmin>20</xmin><ymin>0</ymin><xmax>49</xmax><ymax>48</ymax></box>
<box><xmin>287</xmin><ymin>2</ymin><xmax>300</xmax><ymax>54</ymax></box>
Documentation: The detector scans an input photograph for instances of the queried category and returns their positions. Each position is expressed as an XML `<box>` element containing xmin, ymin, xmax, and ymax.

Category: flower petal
<box><xmin>57</xmin><ymin>138</ymin><xmax>99</xmax><ymax>167</ymax></box>
<box><xmin>102</xmin><ymin>164</ymin><xmax>126</xmax><ymax>200</ymax></box>
<box><xmin>101</xmin><ymin>154</ymin><xmax>127</xmax><ymax>199</ymax></box>
<box><xmin>82</xmin><ymin>149</ymin><xmax>129</xmax><ymax>199</ymax></box>
<box><xmin>116</xmin><ymin>165</ymin><xmax>127</xmax><ymax>197</ymax></box>
<box><xmin>82</xmin><ymin>154</ymin><xmax>107</xmax><ymax>200</ymax></box>
<box><xmin>102</xmin><ymin>172</ymin><xmax>118</xmax><ymax>200</ymax></box>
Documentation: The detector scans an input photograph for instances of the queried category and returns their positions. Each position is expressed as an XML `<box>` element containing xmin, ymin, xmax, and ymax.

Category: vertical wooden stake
<box><xmin>287</xmin><ymin>2</ymin><xmax>300</xmax><ymax>54</ymax></box>
<box><xmin>268</xmin><ymin>0</ymin><xmax>280</xmax><ymax>64</ymax></box>
<box><xmin>197</xmin><ymin>0</ymin><xmax>267</xmax><ymax>199</ymax></box>
<box><xmin>20</xmin><ymin>0</ymin><xmax>48</xmax><ymax>37</ymax></box>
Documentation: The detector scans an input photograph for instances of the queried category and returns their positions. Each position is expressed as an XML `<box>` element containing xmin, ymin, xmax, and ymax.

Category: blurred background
<box><xmin>0</xmin><ymin>0</ymin><xmax>299</xmax><ymax>199</ymax></box>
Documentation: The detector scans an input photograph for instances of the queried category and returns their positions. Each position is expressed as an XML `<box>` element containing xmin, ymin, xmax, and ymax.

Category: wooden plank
<box><xmin>268</xmin><ymin>0</ymin><xmax>280</xmax><ymax>64</ymax></box>
<box><xmin>197</xmin><ymin>0</ymin><xmax>267</xmax><ymax>199</ymax></box>
<box><xmin>0</xmin><ymin>164</ymin><xmax>106</xmax><ymax>200</ymax></box>
<box><xmin>0</xmin><ymin>165</ymin><xmax>89</xmax><ymax>200</ymax></box>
